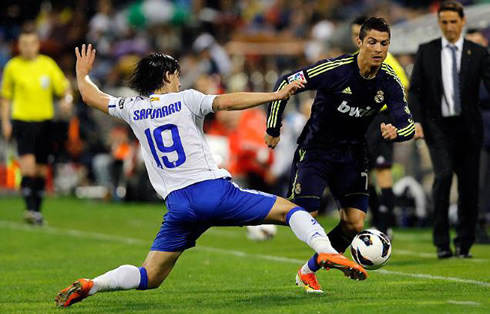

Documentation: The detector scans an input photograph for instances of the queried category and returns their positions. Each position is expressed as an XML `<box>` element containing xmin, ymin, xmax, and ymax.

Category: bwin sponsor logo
<box><xmin>337</xmin><ymin>101</ymin><xmax>376</xmax><ymax>117</ymax></box>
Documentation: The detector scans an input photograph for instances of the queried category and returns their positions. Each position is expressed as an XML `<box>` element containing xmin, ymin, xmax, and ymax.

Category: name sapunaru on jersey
<box><xmin>266</xmin><ymin>53</ymin><xmax>415</xmax><ymax>147</ymax></box>
<box><xmin>108</xmin><ymin>89</ymin><xmax>231</xmax><ymax>199</ymax></box>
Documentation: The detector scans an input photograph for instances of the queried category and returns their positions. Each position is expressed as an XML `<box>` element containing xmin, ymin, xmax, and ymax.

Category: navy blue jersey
<box><xmin>266</xmin><ymin>53</ymin><xmax>415</xmax><ymax>147</ymax></box>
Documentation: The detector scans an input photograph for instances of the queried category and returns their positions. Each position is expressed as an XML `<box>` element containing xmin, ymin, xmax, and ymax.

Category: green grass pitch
<box><xmin>0</xmin><ymin>196</ymin><xmax>489</xmax><ymax>313</ymax></box>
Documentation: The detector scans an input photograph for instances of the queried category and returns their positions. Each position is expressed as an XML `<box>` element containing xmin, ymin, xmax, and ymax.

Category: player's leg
<box><xmin>18</xmin><ymin>154</ymin><xmax>38</xmax><ymax>223</ymax></box>
<box><xmin>374</xmin><ymin>167</ymin><xmax>395</xmax><ymax>236</ymax></box>
<box><xmin>263</xmin><ymin>197</ymin><xmax>368</xmax><ymax>291</ymax></box>
<box><xmin>33</xmin><ymin>164</ymin><xmax>48</xmax><ymax>215</ymax></box>
<box><xmin>262</xmin><ymin>197</ymin><xmax>336</xmax><ymax>254</ymax></box>
<box><xmin>55</xmin><ymin>251</ymin><xmax>183</xmax><ymax>307</ymax></box>
<box><xmin>30</xmin><ymin>121</ymin><xmax>52</xmax><ymax>223</ymax></box>
<box><xmin>275</xmin><ymin>148</ymin><xmax>327</xmax><ymax>289</ymax></box>
<box><xmin>299</xmin><ymin>144</ymin><xmax>370</xmax><ymax>282</ymax></box>
<box><xmin>12</xmin><ymin>120</ymin><xmax>43</xmax><ymax>224</ymax></box>
<box><xmin>56</xmin><ymin>184</ymin><xmax>208</xmax><ymax>308</ymax></box>
<box><xmin>367</xmin><ymin>176</ymin><xmax>380</xmax><ymax>229</ymax></box>
<box><xmin>282</xmin><ymin>148</ymin><xmax>367</xmax><ymax>291</ymax></box>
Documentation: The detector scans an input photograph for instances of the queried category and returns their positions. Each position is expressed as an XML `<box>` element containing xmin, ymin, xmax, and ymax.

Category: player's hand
<box><xmin>2</xmin><ymin>120</ymin><xmax>12</xmax><ymax>141</ymax></box>
<box><xmin>380</xmin><ymin>122</ymin><xmax>397</xmax><ymax>141</ymax></box>
<box><xmin>75</xmin><ymin>44</ymin><xmax>96</xmax><ymax>77</ymax></box>
<box><xmin>275</xmin><ymin>80</ymin><xmax>305</xmax><ymax>100</ymax></box>
<box><xmin>414</xmin><ymin>122</ymin><xmax>424</xmax><ymax>140</ymax></box>
<box><xmin>265</xmin><ymin>133</ymin><xmax>280</xmax><ymax>149</ymax></box>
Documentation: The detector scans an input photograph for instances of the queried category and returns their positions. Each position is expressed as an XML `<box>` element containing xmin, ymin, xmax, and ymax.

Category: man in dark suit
<box><xmin>409</xmin><ymin>1</ymin><xmax>490</xmax><ymax>258</ymax></box>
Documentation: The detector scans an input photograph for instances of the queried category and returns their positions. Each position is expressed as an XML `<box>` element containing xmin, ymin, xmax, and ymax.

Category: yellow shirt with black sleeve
<box><xmin>1</xmin><ymin>54</ymin><xmax>69</xmax><ymax>121</ymax></box>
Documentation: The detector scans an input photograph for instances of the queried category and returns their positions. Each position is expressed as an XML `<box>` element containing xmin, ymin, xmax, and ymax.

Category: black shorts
<box><xmin>366</xmin><ymin>111</ymin><xmax>394</xmax><ymax>169</ymax></box>
<box><xmin>287</xmin><ymin>145</ymin><xmax>369</xmax><ymax>213</ymax></box>
<box><xmin>12</xmin><ymin>120</ymin><xmax>52</xmax><ymax>164</ymax></box>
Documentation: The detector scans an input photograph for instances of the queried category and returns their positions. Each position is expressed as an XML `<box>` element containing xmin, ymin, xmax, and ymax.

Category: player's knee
<box><xmin>341</xmin><ymin>218</ymin><xmax>364</xmax><ymax>236</ymax></box>
<box><xmin>138</xmin><ymin>265</ymin><xmax>166</xmax><ymax>290</ymax></box>
<box><xmin>293</xmin><ymin>197</ymin><xmax>321</xmax><ymax>213</ymax></box>
<box><xmin>144</xmin><ymin>271</ymin><xmax>164</xmax><ymax>289</ymax></box>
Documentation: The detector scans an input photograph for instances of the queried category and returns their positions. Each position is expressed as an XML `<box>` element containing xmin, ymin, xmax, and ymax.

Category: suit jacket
<box><xmin>409</xmin><ymin>38</ymin><xmax>490</xmax><ymax>148</ymax></box>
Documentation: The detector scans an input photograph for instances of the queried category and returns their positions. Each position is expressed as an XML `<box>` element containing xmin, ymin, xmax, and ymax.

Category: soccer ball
<box><xmin>246</xmin><ymin>225</ymin><xmax>277</xmax><ymax>241</ymax></box>
<box><xmin>350</xmin><ymin>229</ymin><xmax>391</xmax><ymax>270</ymax></box>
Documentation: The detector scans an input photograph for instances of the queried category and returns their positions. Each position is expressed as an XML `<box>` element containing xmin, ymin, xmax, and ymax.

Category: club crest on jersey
<box><xmin>375</xmin><ymin>90</ymin><xmax>384</xmax><ymax>103</ymax></box>
<box><xmin>40</xmin><ymin>75</ymin><xmax>50</xmax><ymax>89</ymax></box>
<box><xmin>294</xmin><ymin>183</ymin><xmax>302</xmax><ymax>195</ymax></box>
<box><xmin>288</xmin><ymin>71</ymin><xmax>306</xmax><ymax>83</ymax></box>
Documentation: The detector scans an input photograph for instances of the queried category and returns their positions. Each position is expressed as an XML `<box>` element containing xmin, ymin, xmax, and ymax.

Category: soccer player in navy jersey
<box><xmin>55</xmin><ymin>44</ymin><xmax>368</xmax><ymax>307</ymax></box>
<box><xmin>265</xmin><ymin>17</ymin><xmax>415</xmax><ymax>293</ymax></box>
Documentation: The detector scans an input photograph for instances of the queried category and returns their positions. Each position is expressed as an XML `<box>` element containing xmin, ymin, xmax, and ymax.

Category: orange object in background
<box><xmin>113</xmin><ymin>143</ymin><xmax>130</xmax><ymax>161</ymax></box>
<box><xmin>228</xmin><ymin>109</ymin><xmax>273</xmax><ymax>177</ymax></box>
<box><xmin>5</xmin><ymin>158</ymin><xmax>20</xmax><ymax>189</ymax></box>
<box><xmin>66</xmin><ymin>116</ymin><xmax>84</xmax><ymax>158</ymax></box>
<box><xmin>111</xmin><ymin>126</ymin><xmax>131</xmax><ymax>161</ymax></box>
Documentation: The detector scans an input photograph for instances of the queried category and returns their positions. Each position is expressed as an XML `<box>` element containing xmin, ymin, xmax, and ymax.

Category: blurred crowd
<box><xmin>0</xmin><ymin>0</ymin><xmax>489</xmax><ymax>229</ymax></box>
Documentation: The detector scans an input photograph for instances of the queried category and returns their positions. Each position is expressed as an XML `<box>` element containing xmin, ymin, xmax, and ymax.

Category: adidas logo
<box><xmin>342</xmin><ymin>86</ymin><xmax>352</xmax><ymax>94</ymax></box>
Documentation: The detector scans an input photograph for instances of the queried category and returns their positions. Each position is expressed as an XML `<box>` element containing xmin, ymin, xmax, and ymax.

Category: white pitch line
<box><xmin>0</xmin><ymin>220</ymin><xmax>146</xmax><ymax>245</ymax></box>
<box><xmin>447</xmin><ymin>300</ymin><xmax>481</xmax><ymax>306</ymax></box>
<box><xmin>1</xmin><ymin>220</ymin><xmax>490</xmax><ymax>288</ymax></box>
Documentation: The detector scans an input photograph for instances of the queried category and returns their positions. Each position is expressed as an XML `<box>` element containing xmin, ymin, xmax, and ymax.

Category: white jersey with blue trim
<box><xmin>108</xmin><ymin>89</ymin><xmax>231</xmax><ymax>199</ymax></box>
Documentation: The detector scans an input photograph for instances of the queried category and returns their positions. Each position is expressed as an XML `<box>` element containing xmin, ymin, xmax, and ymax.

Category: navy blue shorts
<box><xmin>151</xmin><ymin>178</ymin><xmax>277</xmax><ymax>252</ymax></box>
<box><xmin>287</xmin><ymin>145</ymin><xmax>369</xmax><ymax>212</ymax></box>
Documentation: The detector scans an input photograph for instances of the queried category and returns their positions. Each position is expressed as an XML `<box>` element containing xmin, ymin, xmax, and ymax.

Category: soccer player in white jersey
<box><xmin>55</xmin><ymin>44</ymin><xmax>368</xmax><ymax>307</ymax></box>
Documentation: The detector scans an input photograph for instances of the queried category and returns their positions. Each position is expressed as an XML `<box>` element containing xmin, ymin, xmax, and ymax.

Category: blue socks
<box><xmin>307</xmin><ymin>253</ymin><xmax>321</xmax><ymax>272</ymax></box>
<box><xmin>137</xmin><ymin>267</ymin><xmax>148</xmax><ymax>290</ymax></box>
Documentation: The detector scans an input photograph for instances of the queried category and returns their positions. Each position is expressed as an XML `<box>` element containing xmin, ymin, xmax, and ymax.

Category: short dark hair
<box><xmin>352</xmin><ymin>16</ymin><xmax>368</xmax><ymax>27</ymax></box>
<box><xmin>128</xmin><ymin>53</ymin><xmax>180</xmax><ymax>96</ymax></box>
<box><xmin>19</xmin><ymin>26</ymin><xmax>38</xmax><ymax>37</ymax></box>
<box><xmin>359</xmin><ymin>17</ymin><xmax>391</xmax><ymax>41</ymax></box>
<box><xmin>438</xmin><ymin>1</ymin><xmax>464</xmax><ymax>18</ymax></box>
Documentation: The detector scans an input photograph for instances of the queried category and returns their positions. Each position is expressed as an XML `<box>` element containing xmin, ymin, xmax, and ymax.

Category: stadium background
<box><xmin>0</xmin><ymin>0</ymin><xmax>489</xmax><ymax>228</ymax></box>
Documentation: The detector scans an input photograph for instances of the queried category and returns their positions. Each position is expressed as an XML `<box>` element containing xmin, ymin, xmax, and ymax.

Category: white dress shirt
<box><xmin>441</xmin><ymin>36</ymin><xmax>464</xmax><ymax>117</ymax></box>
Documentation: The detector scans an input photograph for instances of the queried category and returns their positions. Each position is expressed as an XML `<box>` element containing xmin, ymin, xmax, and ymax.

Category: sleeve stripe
<box><xmin>108</xmin><ymin>105</ymin><xmax>116</xmax><ymax>108</ymax></box>
<box><xmin>267</xmin><ymin>81</ymin><xmax>286</xmax><ymax>128</ymax></box>
<box><xmin>267</xmin><ymin>80</ymin><xmax>287</xmax><ymax>128</ymax></box>
<box><xmin>398</xmin><ymin>121</ymin><xmax>415</xmax><ymax>133</ymax></box>
<box><xmin>306</xmin><ymin>56</ymin><xmax>354</xmax><ymax>76</ymax></box>
<box><xmin>398</xmin><ymin>124</ymin><xmax>415</xmax><ymax>136</ymax></box>
<box><xmin>382</xmin><ymin>64</ymin><xmax>407</xmax><ymax>102</ymax></box>
<box><xmin>307</xmin><ymin>59</ymin><xmax>354</xmax><ymax>77</ymax></box>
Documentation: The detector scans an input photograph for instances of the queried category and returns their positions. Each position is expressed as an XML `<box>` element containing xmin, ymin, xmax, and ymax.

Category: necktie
<box><xmin>448</xmin><ymin>45</ymin><xmax>462</xmax><ymax>115</ymax></box>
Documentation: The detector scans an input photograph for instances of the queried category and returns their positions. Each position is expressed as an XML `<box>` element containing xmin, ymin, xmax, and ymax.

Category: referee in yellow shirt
<box><xmin>351</xmin><ymin>16</ymin><xmax>410</xmax><ymax>237</ymax></box>
<box><xmin>1</xmin><ymin>29</ymin><xmax>73</xmax><ymax>225</ymax></box>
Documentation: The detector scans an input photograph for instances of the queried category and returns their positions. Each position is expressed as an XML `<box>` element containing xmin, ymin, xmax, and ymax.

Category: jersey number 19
<box><xmin>145</xmin><ymin>124</ymin><xmax>186</xmax><ymax>169</ymax></box>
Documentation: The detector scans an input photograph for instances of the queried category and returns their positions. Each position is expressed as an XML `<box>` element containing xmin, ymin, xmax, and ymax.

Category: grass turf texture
<box><xmin>0</xmin><ymin>196</ymin><xmax>489</xmax><ymax>313</ymax></box>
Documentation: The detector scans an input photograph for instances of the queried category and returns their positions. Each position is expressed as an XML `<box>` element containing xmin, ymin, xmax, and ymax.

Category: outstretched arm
<box><xmin>212</xmin><ymin>81</ymin><xmax>304</xmax><ymax>112</ymax></box>
<box><xmin>75</xmin><ymin>44</ymin><xmax>112</xmax><ymax>114</ymax></box>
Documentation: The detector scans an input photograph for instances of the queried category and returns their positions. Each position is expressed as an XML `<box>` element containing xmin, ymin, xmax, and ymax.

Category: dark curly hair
<box><xmin>128</xmin><ymin>53</ymin><xmax>180</xmax><ymax>96</ymax></box>
<box><xmin>359</xmin><ymin>17</ymin><xmax>391</xmax><ymax>41</ymax></box>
